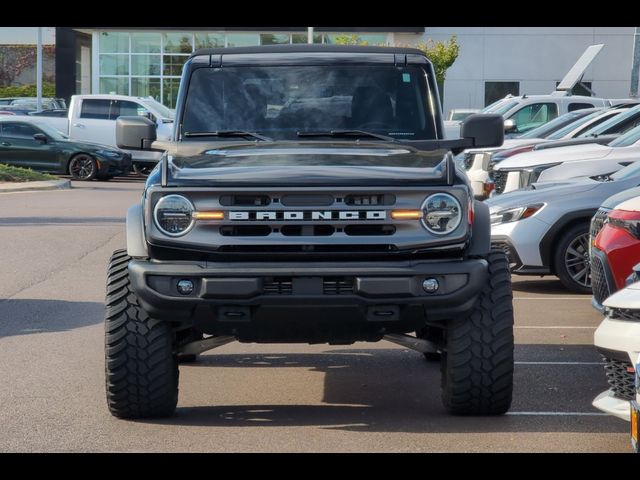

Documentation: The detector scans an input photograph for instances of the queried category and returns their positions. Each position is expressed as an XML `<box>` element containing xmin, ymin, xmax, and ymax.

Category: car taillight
<box><xmin>468</xmin><ymin>198</ymin><xmax>474</xmax><ymax>225</ymax></box>
<box><xmin>606</xmin><ymin>209</ymin><xmax>640</xmax><ymax>239</ymax></box>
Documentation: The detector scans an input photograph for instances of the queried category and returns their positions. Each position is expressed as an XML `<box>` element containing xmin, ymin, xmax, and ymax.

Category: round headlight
<box><xmin>154</xmin><ymin>195</ymin><xmax>195</xmax><ymax>236</ymax></box>
<box><xmin>421</xmin><ymin>193</ymin><xmax>462</xmax><ymax>235</ymax></box>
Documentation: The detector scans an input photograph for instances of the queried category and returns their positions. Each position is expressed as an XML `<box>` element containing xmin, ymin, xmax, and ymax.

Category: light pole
<box><xmin>631</xmin><ymin>27</ymin><xmax>640</xmax><ymax>98</ymax></box>
<box><xmin>36</xmin><ymin>27</ymin><xmax>43</xmax><ymax>111</ymax></box>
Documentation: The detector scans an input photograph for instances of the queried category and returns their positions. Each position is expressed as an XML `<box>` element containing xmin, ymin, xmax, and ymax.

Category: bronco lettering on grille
<box><xmin>228</xmin><ymin>211</ymin><xmax>386</xmax><ymax>221</ymax></box>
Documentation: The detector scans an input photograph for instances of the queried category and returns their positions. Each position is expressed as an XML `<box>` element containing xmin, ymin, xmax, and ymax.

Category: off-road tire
<box><xmin>104</xmin><ymin>249</ymin><xmax>179</xmax><ymax>419</ymax></box>
<box><xmin>553</xmin><ymin>223</ymin><xmax>591</xmax><ymax>294</ymax></box>
<box><xmin>441</xmin><ymin>249</ymin><xmax>514</xmax><ymax>415</ymax></box>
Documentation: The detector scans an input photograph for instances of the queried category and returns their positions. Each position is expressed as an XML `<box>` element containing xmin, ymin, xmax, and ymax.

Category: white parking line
<box><xmin>515</xmin><ymin>361</ymin><xmax>604</xmax><ymax>365</ymax></box>
<box><xmin>506</xmin><ymin>411</ymin><xmax>607</xmax><ymax>416</ymax></box>
<box><xmin>514</xmin><ymin>326</ymin><xmax>597</xmax><ymax>329</ymax></box>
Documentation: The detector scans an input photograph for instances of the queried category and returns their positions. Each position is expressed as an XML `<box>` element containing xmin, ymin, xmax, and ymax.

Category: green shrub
<box><xmin>0</xmin><ymin>163</ymin><xmax>56</xmax><ymax>182</ymax></box>
<box><xmin>0</xmin><ymin>83</ymin><xmax>56</xmax><ymax>98</ymax></box>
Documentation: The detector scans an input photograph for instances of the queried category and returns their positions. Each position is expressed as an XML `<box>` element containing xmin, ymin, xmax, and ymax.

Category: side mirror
<box><xmin>33</xmin><ymin>133</ymin><xmax>47</xmax><ymax>143</ymax></box>
<box><xmin>503</xmin><ymin>118</ymin><xmax>517</xmax><ymax>133</ymax></box>
<box><xmin>461</xmin><ymin>114</ymin><xmax>504</xmax><ymax>149</ymax></box>
<box><xmin>116</xmin><ymin>116</ymin><xmax>157</xmax><ymax>150</ymax></box>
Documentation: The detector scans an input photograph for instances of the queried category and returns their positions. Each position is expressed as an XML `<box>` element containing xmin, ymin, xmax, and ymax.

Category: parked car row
<box><xmin>0</xmin><ymin>93</ymin><xmax>178</xmax><ymax>180</ymax></box>
<box><xmin>0</xmin><ymin>117</ymin><xmax>132</xmax><ymax>180</ymax></box>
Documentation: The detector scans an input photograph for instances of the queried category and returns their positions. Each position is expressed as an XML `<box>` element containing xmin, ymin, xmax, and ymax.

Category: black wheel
<box><xmin>554</xmin><ymin>223</ymin><xmax>591</xmax><ymax>294</ymax></box>
<box><xmin>441</xmin><ymin>249</ymin><xmax>514</xmax><ymax>415</ymax></box>
<box><xmin>68</xmin><ymin>154</ymin><xmax>97</xmax><ymax>181</ymax></box>
<box><xmin>104</xmin><ymin>249</ymin><xmax>179</xmax><ymax>419</ymax></box>
<box><xmin>133</xmin><ymin>164</ymin><xmax>154</xmax><ymax>177</ymax></box>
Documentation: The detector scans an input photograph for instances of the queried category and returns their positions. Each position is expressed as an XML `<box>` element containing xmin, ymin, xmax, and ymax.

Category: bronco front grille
<box><xmin>493</xmin><ymin>171</ymin><xmax>509</xmax><ymax>194</ymax></box>
<box><xmin>590</xmin><ymin>208</ymin><xmax>610</xmax><ymax>243</ymax></box>
<box><xmin>603</xmin><ymin>358</ymin><xmax>636</xmax><ymax>400</ymax></box>
<box><xmin>323</xmin><ymin>277</ymin><xmax>355</xmax><ymax>295</ymax></box>
<box><xmin>263</xmin><ymin>277</ymin><xmax>293</xmax><ymax>295</ymax></box>
<box><xmin>590</xmin><ymin>255</ymin><xmax>611</xmax><ymax>305</ymax></box>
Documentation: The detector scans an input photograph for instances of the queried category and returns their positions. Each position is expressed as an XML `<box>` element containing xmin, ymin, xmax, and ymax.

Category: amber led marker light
<box><xmin>192</xmin><ymin>211</ymin><xmax>225</xmax><ymax>220</ymax></box>
<box><xmin>391</xmin><ymin>210</ymin><xmax>423</xmax><ymax>220</ymax></box>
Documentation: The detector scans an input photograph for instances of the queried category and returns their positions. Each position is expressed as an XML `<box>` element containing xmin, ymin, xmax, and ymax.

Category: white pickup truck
<box><xmin>15</xmin><ymin>94</ymin><xmax>174</xmax><ymax>174</ymax></box>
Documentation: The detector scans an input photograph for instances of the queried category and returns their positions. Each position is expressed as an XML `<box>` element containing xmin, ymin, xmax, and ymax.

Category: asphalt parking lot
<box><xmin>0</xmin><ymin>178</ymin><xmax>631</xmax><ymax>452</ymax></box>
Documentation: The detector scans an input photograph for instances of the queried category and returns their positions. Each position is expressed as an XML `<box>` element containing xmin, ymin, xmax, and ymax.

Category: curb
<box><xmin>0</xmin><ymin>179</ymin><xmax>71</xmax><ymax>193</ymax></box>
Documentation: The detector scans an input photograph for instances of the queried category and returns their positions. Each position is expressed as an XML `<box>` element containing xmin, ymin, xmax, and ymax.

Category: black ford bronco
<box><xmin>105</xmin><ymin>45</ymin><xmax>513</xmax><ymax>419</ymax></box>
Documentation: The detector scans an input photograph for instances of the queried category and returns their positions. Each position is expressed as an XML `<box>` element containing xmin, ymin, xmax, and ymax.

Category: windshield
<box><xmin>181</xmin><ymin>65</ymin><xmax>439</xmax><ymax>141</ymax></box>
<box><xmin>579</xmin><ymin>104</ymin><xmax>640</xmax><ymax>137</ymax></box>
<box><xmin>519</xmin><ymin>110</ymin><xmax>594</xmax><ymax>139</ymax></box>
<box><xmin>450</xmin><ymin>111</ymin><xmax>476</xmax><ymax>121</ymax></box>
<box><xmin>142</xmin><ymin>98</ymin><xmax>174</xmax><ymax>119</ymax></box>
<box><xmin>546</xmin><ymin>109</ymin><xmax>611</xmax><ymax>140</ymax></box>
<box><xmin>481</xmin><ymin>100</ymin><xmax>518</xmax><ymax>116</ymax></box>
<box><xmin>608</xmin><ymin>124</ymin><xmax>640</xmax><ymax>148</ymax></box>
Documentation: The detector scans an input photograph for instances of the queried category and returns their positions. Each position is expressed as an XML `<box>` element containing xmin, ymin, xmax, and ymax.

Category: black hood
<box><xmin>164</xmin><ymin>141</ymin><xmax>451</xmax><ymax>186</ymax></box>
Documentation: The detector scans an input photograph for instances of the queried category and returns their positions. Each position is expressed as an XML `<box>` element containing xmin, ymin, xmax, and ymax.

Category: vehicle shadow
<box><xmin>141</xmin><ymin>345</ymin><xmax>625</xmax><ymax>434</ymax></box>
<box><xmin>0</xmin><ymin>299</ymin><xmax>104</xmax><ymax>337</ymax></box>
<box><xmin>511</xmin><ymin>278</ymin><xmax>583</xmax><ymax>295</ymax></box>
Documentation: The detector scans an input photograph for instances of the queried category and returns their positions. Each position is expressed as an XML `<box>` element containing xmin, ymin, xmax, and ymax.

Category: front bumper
<box><xmin>97</xmin><ymin>153</ymin><xmax>132</xmax><ymax>176</ymax></box>
<box><xmin>128</xmin><ymin>257</ymin><xmax>489</xmax><ymax>341</ymax></box>
<box><xmin>593</xmin><ymin>317</ymin><xmax>640</xmax><ymax>417</ymax></box>
<box><xmin>491</xmin><ymin>215</ymin><xmax>551</xmax><ymax>274</ymax></box>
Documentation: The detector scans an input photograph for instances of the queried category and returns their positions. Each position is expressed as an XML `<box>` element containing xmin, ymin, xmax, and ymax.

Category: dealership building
<box><xmin>1</xmin><ymin>27</ymin><xmax>639</xmax><ymax>116</ymax></box>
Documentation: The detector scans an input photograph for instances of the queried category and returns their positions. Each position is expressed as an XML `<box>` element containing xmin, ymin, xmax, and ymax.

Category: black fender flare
<box><xmin>467</xmin><ymin>200</ymin><xmax>490</xmax><ymax>257</ymax></box>
<box><xmin>126</xmin><ymin>203</ymin><xmax>148</xmax><ymax>258</ymax></box>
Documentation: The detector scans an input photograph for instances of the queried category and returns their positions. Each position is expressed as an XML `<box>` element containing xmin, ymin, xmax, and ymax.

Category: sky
<box><xmin>0</xmin><ymin>27</ymin><xmax>56</xmax><ymax>45</ymax></box>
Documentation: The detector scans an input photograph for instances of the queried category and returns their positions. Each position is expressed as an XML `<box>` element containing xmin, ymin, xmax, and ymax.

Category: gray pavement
<box><xmin>0</xmin><ymin>178</ymin><xmax>631</xmax><ymax>452</ymax></box>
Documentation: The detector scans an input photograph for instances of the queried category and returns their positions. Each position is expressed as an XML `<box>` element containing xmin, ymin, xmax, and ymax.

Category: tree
<box><xmin>333</xmin><ymin>34</ymin><xmax>369</xmax><ymax>46</ymax></box>
<box><xmin>413</xmin><ymin>35</ymin><xmax>459</xmax><ymax>85</ymax></box>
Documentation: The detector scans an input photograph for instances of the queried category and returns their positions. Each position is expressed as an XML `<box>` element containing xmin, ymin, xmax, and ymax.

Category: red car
<box><xmin>591</xmin><ymin>187</ymin><xmax>640</xmax><ymax>310</ymax></box>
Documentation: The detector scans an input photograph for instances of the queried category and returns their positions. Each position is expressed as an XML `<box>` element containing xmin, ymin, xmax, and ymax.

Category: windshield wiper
<box><xmin>297</xmin><ymin>130</ymin><xmax>397</xmax><ymax>142</ymax></box>
<box><xmin>184</xmin><ymin>130</ymin><xmax>273</xmax><ymax>141</ymax></box>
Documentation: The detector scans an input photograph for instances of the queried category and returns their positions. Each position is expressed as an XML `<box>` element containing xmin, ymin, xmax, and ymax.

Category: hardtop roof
<box><xmin>191</xmin><ymin>44</ymin><xmax>429</xmax><ymax>59</ymax></box>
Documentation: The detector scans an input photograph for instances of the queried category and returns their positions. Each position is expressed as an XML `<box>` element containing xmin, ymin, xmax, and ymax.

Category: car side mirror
<box><xmin>460</xmin><ymin>114</ymin><xmax>504</xmax><ymax>149</ymax></box>
<box><xmin>504</xmin><ymin>119</ymin><xmax>517</xmax><ymax>133</ymax></box>
<box><xmin>33</xmin><ymin>133</ymin><xmax>47</xmax><ymax>143</ymax></box>
<box><xmin>116</xmin><ymin>116</ymin><xmax>157</xmax><ymax>150</ymax></box>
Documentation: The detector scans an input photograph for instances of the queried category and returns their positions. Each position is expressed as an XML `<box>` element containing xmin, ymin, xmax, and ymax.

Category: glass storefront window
<box><xmin>99</xmin><ymin>77</ymin><xmax>128</xmax><ymax>95</ymax></box>
<box><xmin>162</xmin><ymin>78</ymin><xmax>181</xmax><ymax>109</ymax></box>
<box><xmin>163</xmin><ymin>55</ymin><xmax>188</xmax><ymax>76</ymax></box>
<box><xmin>194</xmin><ymin>33</ymin><xmax>224</xmax><ymax>49</ymax></box>
<box><xmin>260</xmin><ymin>34</ymin><xmax>290</xmax><ymax>45</ymax></box>
<box><xmin>323</xmin><ymin>33</ymin><xmax>388</xmax><ymax>46</ymax></box>
<box><xmin>163</xmin><ymin>32</ymin><xmax>193</xmax><ymax>54</ymax></box>
<box><xmin>131</xmin><ymin>55</ymin><xmax>161</xmax><ymax>76</ymax></box>
<box><xmin>97</xmin><ymin>30</ymin><xmax>391</xmax><ymax>109</ymax></box>
<box><xmin>99</xmin><ymin>32</ymin><xmax>129</xmax><ymax>53</ymax></box>
<box><xmin>226</xmin><ymin>33</ymin><xmax>260</xmax><ymax>47</ymax></box>
<box><xmin>292</xmin><ymin>34</ymin><xmax>322</xmax><ymax>44</ymax></box>
<box><xmin>131</xmin><ymin>77</ymin><xmax>161</xmax><ymax>101</ymax></box>
<box><xmin>99</xmin><ymin>54</ymin><xmax>129</xmax><ymax>76</ymax></box>
<box><xmin>131</xmin><ymin>32</ymin><xmax>161</xmax><ymax>53</ymax></box>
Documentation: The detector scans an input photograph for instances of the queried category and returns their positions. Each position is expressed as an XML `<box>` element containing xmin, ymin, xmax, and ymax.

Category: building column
<box><xmin>54</xmin><ymin>27</ymin><xmax>76</xmax><ymax>102</ymax></box>
<box><xmin>91</xmin><ymin>31</ymin><xmax>100</xmax><ymax>94</ymax></box>
<box><xmin>631</xmin><ymin>27</ymin><xmax>640</xmax><ymax>98</ymax></box>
